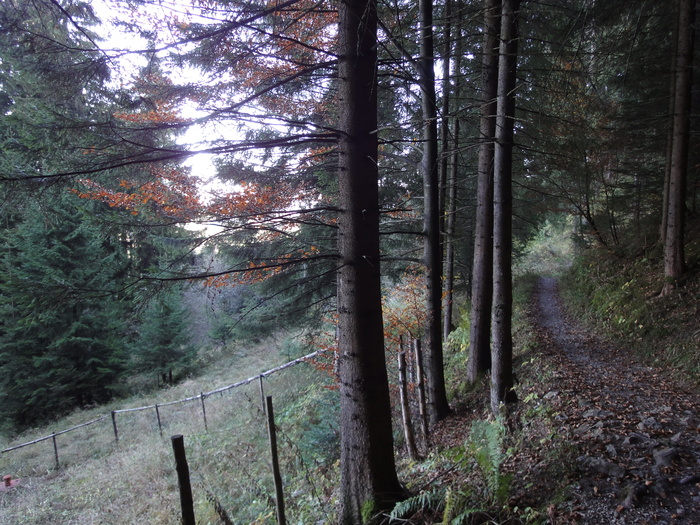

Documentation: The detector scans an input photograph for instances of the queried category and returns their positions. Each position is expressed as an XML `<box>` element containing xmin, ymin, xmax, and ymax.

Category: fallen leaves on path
<box><xmin>429</xmin><ymin>277</ymin><xmax>700</xmax><ymax>524</ymax></box>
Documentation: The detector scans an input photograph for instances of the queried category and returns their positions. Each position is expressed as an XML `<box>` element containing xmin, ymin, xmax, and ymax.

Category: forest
<box><xmin>0</xmin><ymin>0</ymin><xmax>699</xmax><ymax>524</ymax></box>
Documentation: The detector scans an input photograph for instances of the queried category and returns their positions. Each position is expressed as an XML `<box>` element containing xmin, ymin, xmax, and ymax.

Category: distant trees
<box><xmin>519</xmin><ymin>0</ymin><xmax>684</xmax><ymax>255</ymax></box>
<box><xmin>134</xmin><ymin>288</ymin><xmax>197</xmax><ymax>385</ymax></box>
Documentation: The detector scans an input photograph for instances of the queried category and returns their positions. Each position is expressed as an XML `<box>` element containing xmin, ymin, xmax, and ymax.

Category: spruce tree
<box><xmin>0</xmin><ymin>194</ymin><xmax>129</xmax><ymax>428</ymax></box>
<box><xmin>134</xmin><ymin>288</ymin><xmax>196</xmax><ymax>385</ymax></box>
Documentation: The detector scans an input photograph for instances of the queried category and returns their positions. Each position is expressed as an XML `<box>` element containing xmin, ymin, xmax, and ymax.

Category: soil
<box><xmin>432</xmin><ymin>276</ymin><xmax>700</xmax><ymax>524</ymax></box>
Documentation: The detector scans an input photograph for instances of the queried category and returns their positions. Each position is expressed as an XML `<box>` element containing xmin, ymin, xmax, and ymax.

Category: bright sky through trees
<box><xmin>90</xmin><ymin>0</ymin><xmax>289</xmax><ymax>221</ymax></box>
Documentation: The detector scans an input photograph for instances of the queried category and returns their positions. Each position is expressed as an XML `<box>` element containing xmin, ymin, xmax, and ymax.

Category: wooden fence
<box><xmin>1</xmin><ymin>348</ymin><xmax>327</xmax><ymax>467</ymax></box>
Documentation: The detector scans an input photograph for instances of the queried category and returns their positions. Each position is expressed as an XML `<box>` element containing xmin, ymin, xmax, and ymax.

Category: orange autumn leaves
<box><xmin>72</xmin><ymin>165</ymin><xmax>200</xmax><ymax>219</ymax></box>
<box><xmin>382</xmin><ymin>268</ymin><xmax>428</xmax><ymax>352</ymax></box>
<box><xmin>74</xmin><ymin>169</ymin><xmax>312</xmax><ymax>225</ymax></box>
<box><xmin>206</xmin><ymin>180</ymin><xmax>306</xmax><ymax>220</ymax></box>
<box><xmin>308</xmin><ymin>268</ymin><xmax>428</xmax><ymax>388</ymax></box>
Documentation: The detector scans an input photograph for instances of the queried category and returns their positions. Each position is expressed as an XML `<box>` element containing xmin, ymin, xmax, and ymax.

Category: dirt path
<box><xmin>534</xmin><ymin>276</ymin><xmax>700</xmax><ymax>524</ymax></box>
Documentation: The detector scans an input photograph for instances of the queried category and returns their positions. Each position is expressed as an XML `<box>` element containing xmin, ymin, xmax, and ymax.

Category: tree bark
<box><xmin>443</xmin><ymin>118</ymin><xmax>459</xmax><ymax>343</ymax></box>
<box><xmin>398</xmin><ymin>350</ymin><xmax>419</xmax><ymax>460</ymax></box>
<box><xmin>419</xmin><ymin>0</ymin><xmax>450</xmax><ymax>424</ymax></box>
<box><xmin>468</xmin><ymin>0</ymin><xmax>500</xmax><ymax>384</ymax></box>
<box><xmin>662</xmin><ymin>0</ymin><xmax>694</xmax><ymax>294</ymax></box>
<box><xmin>661</xmin><ymin>0</ymin><xmax>681</xmax><ymax>245</ymax></box>
<box><xmin>441</xmin><ymin>0</ymin><xmax>454</xmax><ymax>342</ymax></box>
<box><xmin>491</xmin><ymin>0</ymin><xmax>520</xmax><ymax>414</ymax></box>
<box><xmin>439</xmin><ymin>0</ymin><xmax>453</xmax><ymax>230</ymax></box>
<box><xmin>336</xmin><ymin>0</ymin><xmax>404</xmax><ymax>522</ymax></box>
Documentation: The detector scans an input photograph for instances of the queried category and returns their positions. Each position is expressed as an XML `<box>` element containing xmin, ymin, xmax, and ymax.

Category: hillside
<box><xmin>385</xmin><ymin>264</ymin><xmax>700</xmax><ymax>524</ymax></box>
<box><xmin>0</xmin><ymin>336</ymin><xmax>341</xmax><ymax>524</ymax></box>
<box><xmin>1</xmin><ymin>234</ymin><xmax>699</xmax><ymax>524</ymax></box>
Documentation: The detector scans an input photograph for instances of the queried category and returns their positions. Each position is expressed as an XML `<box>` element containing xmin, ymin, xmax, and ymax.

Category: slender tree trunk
<box><xmin>439</xmin><ymin>0</ymin><xmax>453</xmax><ymax>229</ymax></box>
<box><xmin>398</xmin><ymin>351</ymin><xmax>418</xmax><ymax>460</ymax></box>
<box><xmin>440</xmin><ymin>0</ymin><xmax>454</xmax><ymax>342</ymax></box>
<box><xmin>468</xmin><ymin>0</ymin><xmax>500</xmax><ymax>384</ymax></box>
<box><xmin>419</xmin><ymin>0</ymin><xmax>450</xmax><ymax>424</ymax></box>
<box><xmin>662</xmin><ymin>0</ymin><xmax>694</xmax><ymax>295</ymax></box>
<box><xmin>443</xmin><ymin>18</ymin><xmax>465</xmax><ymax>343</ymax></box>
<box><xmin>443</xmin><ymin>118</ymin><xmax>460</xmax><ymax>343</ymax></box>
<box><xmin>661</xmin><ymin>0</ymin><xmax>681</xmax><ymax>245</ymax></box>
<box><xmin>491</xmin><ymin>0</ymin><xmax>520</xmax><ymax>414</ymax></box>
<box><xmin>337</xmin><ymin>0</ymin><xmax>404</xmax><ymax>521</ymax></box>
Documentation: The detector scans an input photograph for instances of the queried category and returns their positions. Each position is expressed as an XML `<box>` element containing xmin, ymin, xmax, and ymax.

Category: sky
<box><xmin>91</xmin><ymin>0</ymin><xmax>233</xmax><ymax>208</ymax></box>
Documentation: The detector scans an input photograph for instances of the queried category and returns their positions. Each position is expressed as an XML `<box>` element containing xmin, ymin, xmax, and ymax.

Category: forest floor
<box><xmin>432</xmin><ymin>276</ymin><xmax>700</xmax><ymax>524</ymax></box>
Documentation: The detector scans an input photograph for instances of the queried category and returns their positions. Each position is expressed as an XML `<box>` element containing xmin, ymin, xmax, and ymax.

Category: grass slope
<box><xmin>560</xmin><ymin>221</ymin><xmax>700</xmax><ymax>385</ymax></box>
<box><xmin>0</xmin><ymin>333</ymin><xmax>340</xmax><ymax>524</ymax></box>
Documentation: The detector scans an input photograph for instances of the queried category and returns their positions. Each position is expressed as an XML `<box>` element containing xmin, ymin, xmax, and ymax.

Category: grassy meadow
<box><xmin>0</xmin><ymin>333</ymin><xmax>340</xmax><ymax>524</ymax></box>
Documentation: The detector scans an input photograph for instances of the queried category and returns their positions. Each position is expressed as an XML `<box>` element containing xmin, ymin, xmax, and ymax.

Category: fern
<box><xmin>389</xmin><ymin>488</ymin><xmax>445</xmax><ymax>521</ymax></box>
<box><xmin>442</xmin><ymin>488</ymin><xmax>486</xmax><ymax>525</ymax></box>
<box><xmin>442</xmin><ymin>488</ymin><xmax>456</xmax><ymax>524</ymax></box>
<box><xmin>450</xmin><ymin>508</ymin><xmax>486</xmax><ymax>525</ymax></box>
<box><xmin>467</xmin><ymin>418</ymin><xmax>512</xmax><ymax>507</ymax></box>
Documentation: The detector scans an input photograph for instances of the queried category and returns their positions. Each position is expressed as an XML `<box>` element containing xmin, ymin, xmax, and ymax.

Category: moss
<box><xmin>361</xmin><ymin>499</ymin><xmax>376</xmax><ymax>524</ymax></box>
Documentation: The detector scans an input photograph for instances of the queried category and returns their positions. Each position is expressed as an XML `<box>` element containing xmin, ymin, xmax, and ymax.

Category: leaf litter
<box><xmin>426</xmin><ymin>276</ymin><xmax>700</xmax><ymax>524</ymax></box>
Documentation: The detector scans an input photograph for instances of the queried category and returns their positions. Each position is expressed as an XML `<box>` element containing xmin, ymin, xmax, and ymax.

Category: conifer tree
<box><xmin>336</xmin><ymin>0</ymin><xmax>405</xmax><ymax>521</ymax></box>
<box><xmin>0</xmin><ymin>194</ymin><xmax>129</xmax><ymax>428</ymax></box>
<box><xmin>134</xmin><ymin>288</ymin><xmax>196</xmax><ymax>385</ymax></box>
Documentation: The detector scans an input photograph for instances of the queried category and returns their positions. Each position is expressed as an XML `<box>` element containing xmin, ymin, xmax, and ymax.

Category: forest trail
<box><xmin>532</xmin><ymin>276</ymin><xmax>700</xmax><ymax>524</ymax></box>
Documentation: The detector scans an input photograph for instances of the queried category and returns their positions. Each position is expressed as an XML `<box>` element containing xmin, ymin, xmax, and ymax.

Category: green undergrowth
<box><xmin>390</xmin><ymin>275</ymin><xmax>577</xmax><ymax>524</ymax></box>
<box><xmin>559</xmin><ymin>226</ymin><xmax>700</xmax><ymax>385</ymax></box>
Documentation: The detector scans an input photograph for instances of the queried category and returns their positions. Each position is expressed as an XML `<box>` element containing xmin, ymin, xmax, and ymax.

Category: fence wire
<box><xmin>0</xmin><ymin>349</ymin><xmax>341</xmax><ymax>524</ymax></box>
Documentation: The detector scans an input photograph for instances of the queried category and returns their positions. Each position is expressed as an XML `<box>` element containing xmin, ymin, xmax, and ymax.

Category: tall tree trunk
<box><xmin>443</xmin><ymin>5</ymin><xmax>465</xmax><ymax>343</ymax></box>
<box><xmin>337</xmin><ymin>0</ymin><xmax>404</xmax><ymax>521</ymax></box>
<box><xmin>660</xmin><ymin>0</ymin><xmax>680</xmax><ymax>245</ymax></box>
<box><xmin>419</xmin><ymin>0</ymin><xmax>450</xmax><ymax>424</ymax></box>
<box><xmin>440</xmin><ymin>0</ymin><xmax>454</xmax><ymax>342</ymax></box>
<box><xmin>467</xmin><ymin>0</ymin><xmax>500</xmax><ymax>384</ymax></box>
<box><xmin>662</xmin><ymin>0</ymin><xmax>694</xmax><ymax>295</ymax></box>
<box><xmin>443</xmin><ymin>118</ymin><xmax>459</xmax><ymax>343</ymax></box>
<box><xmin>439</xmin><ymin>0</ymin><xmax>453</xmax><ymax>228</ymax></box>
<box><xmin>491</xmin><ymin>0</ymin><xmax>520</xmax><ymax>414</ymax></box>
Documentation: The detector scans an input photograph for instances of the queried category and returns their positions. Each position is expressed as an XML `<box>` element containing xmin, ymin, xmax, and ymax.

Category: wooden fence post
<box><xmin>200</xmin><ymin>393</ymin><xmax>208</xmax><ymax>431</ymax></box>
<box><xmin>171</xmin><ymin>434</ymin><xmax>196</xmax><ymax>525</ymax></box>
<box><xmin>155</xmin><ymin>404</ymin><xmax>163</xmax><ymax>437</ymax></box>
<box><xmin>111</xmin><ymin>411</ymin><xmax>119</xmax><ymax>443</ymax></box>
<box><xmin>398</xmin><ymin>351</ymin><xmax>419</xmax><ymax>460</ymax></box>
<box><xmin>259</xmin><ymin>374</ymin><xmax>266</xmax><ymax>413</ymax></box>
<box><xmin>51</xmin><ymin>432</ymin><xmax>59</xmax><ymax>468</ymax></box>
<box><xmin>413</xmin><ymin>338</ymin><xmax>429</xmax><ymax>442</ymax></box>
<box><xmin>265</xmin><ymin>396</ymin><xmax>286</xmax><ymax>525</ymax></box>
